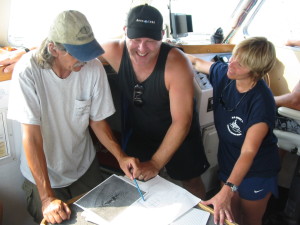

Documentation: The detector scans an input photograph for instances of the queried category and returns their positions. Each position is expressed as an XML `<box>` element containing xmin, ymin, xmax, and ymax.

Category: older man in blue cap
<box><xmin>7</xmin><ymin>10</ymin><xmax>139</xmax><ymax>224</ymax></box>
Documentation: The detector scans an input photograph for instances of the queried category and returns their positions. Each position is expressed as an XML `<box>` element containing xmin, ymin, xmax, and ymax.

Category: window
<box><xmin>244</xmin><ymin>0</ymin><xmax>300</xmax><ymax>46</ymax></box>
<box><xmin>168</xmin><ymin>0</ymin><xmax>240</xmax><ymax>43</ymax></box>
<box><xmin>7</xmin><ymin>0</ymin><xmax>241</xmax><ymax>46</ymax></box>
<box><xmin>8</xmin><ymin>0</ymin><xmax>132</xmax><ymax>47</ymax></box>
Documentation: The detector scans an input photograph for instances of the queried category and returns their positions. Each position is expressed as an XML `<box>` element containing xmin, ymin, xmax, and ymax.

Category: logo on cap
<box><xmin>77</xmin><ymin>26</ymin><xmax>93</xmax><ymax>41</ymax></box>
<box><xmin>136</xmin><ymin>19</ymin><xmax>156</xmax><ymax>24</ymax></box>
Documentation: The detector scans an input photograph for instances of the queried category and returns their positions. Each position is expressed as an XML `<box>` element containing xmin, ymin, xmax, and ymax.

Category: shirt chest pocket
<box><xmin>74</xmin><ymin>99</ymin><xmax>91</xmax><ymax>118</ymax></box>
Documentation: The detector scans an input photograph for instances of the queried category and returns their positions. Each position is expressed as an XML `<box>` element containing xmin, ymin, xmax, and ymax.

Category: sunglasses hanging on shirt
<box><xmin>133</xmin><ymin>84</ymin><xmax>144</xmax><ymax>106</ymax></box>
<box><xmin>219</xmin><ymin>80</ymin><xmax>249</xmax><ymax>112</ymax></box>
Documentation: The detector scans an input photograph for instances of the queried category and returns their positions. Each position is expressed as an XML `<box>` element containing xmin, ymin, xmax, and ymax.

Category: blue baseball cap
<box><xmin>48</xmin><ymin>10</ymin><xmax>104</xmax><ymax>62</ymax></box>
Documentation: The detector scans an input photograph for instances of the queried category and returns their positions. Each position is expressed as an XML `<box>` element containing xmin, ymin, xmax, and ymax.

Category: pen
<box><xmin>133</xmin><ymin>178</ymin><xmax>145</xmax><ymax>201</ymax></box>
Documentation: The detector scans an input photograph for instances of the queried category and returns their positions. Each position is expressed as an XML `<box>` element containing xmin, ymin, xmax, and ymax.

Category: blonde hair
<box><xmin>232</xmin><ymin>37</ymin><xmax>276</xmax><ymax>81</ymax></box>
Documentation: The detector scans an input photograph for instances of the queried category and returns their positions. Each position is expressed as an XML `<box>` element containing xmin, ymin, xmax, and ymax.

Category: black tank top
<box><xmin>118</xmin><ymin>42</ymin><xmax>200</xmax><ymax>148</ymax></box>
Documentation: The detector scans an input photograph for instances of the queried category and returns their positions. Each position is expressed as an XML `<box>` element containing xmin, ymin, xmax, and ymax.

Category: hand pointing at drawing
<box><xmin>118</xmin><ymin>155</ymin><xmax>142</xmax><ymax>180</ymax></box>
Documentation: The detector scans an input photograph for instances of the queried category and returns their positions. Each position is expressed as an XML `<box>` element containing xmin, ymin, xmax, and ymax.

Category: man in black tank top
<box><xmin>99</xmin><ymin>4</ymin><xmax>209</xmax><ymax>199</ymax></box>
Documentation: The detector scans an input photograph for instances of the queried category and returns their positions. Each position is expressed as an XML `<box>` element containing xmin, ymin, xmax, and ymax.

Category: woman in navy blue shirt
<box><xmin>188</xmin><ymin>37</ymin><xmax>280</xmax><ymax>225</ymax></box>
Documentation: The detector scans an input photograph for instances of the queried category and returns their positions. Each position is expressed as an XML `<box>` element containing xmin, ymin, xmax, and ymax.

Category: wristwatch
<box><xmin>224</xmin><ymin>181</ymin><xmax>238</xmax><ymax>192</ymax></box>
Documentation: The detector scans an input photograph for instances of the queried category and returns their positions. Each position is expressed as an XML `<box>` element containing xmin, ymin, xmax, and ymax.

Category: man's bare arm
<box><xmin>274</xmin><ymin>81</ymin><xmax>300</xmax><ymax>110</ymax></box>
<box><xmin>89</xmin><ymin>119</ymin><xmax>141</xmax><ymax>179</ymax></box>
<box><xmin>22</xmin><ymin>124</ymin><xmax>71</xmax><ymax>224</ymax></box>
<box><xmin>0</xmin><ymin>47</ymin><xmax>36</xmax><ymax>73</ymax></box>
<box><xmin>147</xmin><ymin>49</ymin><xmax>194</xmax><ymax>175</ymax></box>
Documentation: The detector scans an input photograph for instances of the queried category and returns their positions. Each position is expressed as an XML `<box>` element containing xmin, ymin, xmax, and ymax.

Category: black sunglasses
<box><xmin>219</xmin><ymin>80</ymin><xmax>249</xmax><ymax>112</ymax></box>
<box><xmin>133</xmin><ymin>84</ymin><xmax>144</xmax><ymax>106</ymax></box>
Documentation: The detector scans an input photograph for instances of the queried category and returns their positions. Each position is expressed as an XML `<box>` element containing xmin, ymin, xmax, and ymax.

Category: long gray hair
<box><xmin>34</xmin><ymin>38</ymin><xmax>65</xmax><ymax>69</ymax></box>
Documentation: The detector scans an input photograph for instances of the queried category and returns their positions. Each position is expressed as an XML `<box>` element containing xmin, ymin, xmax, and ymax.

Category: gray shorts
<box><xmin>22</xmin><ymin>157</ymin><xmax>104</xmax><ymax>223</ymax></box>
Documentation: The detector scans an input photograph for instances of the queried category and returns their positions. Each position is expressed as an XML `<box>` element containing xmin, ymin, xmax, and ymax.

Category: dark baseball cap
<box><xmin>126</xmin><ymin>4</ymin><xmax>163</xmax><ymax>41</ymax></box>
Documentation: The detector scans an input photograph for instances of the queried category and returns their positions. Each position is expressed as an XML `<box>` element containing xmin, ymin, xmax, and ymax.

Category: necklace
<box><xmin>219</xmin><ymin>80</ymin><xmax>253</xmax><ymax>112</ymax></box>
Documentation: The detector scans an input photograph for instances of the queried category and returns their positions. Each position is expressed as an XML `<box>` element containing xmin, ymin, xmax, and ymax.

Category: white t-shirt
<box><xmin>7</xmin><ymin>51</ymin><xmax>115</xmax><ymax>188</ymax></box>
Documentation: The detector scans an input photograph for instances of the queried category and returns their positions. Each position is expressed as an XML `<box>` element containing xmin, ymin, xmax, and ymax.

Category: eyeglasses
<box><xmin>133</xmin><ymin>84</ymin><xmax>144</xmax><ymax>106</ymax></box>
<box><xmin>219</xmin><ymin>80</ymin><xmax>249</xmax><ymax>112</ymax></box>
<box><xmin>60</xmin><ymin>49</ymin><xmax>87</xmax><ymax>64</ymax></box>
